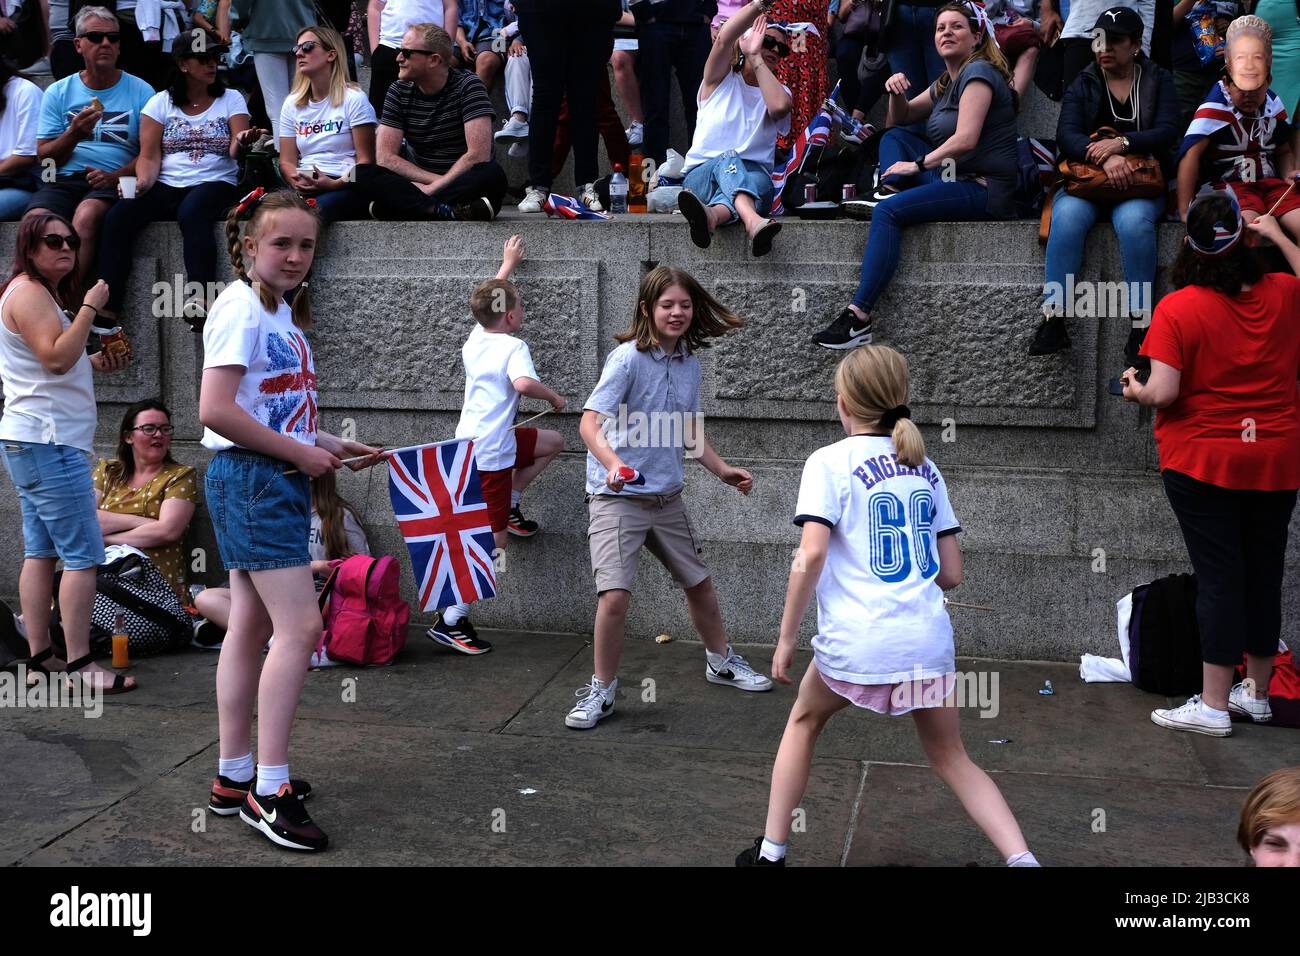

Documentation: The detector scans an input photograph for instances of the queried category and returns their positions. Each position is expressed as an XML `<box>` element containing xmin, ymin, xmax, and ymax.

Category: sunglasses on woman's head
<box><xmin>79</xmin><ymin>31</ymin><xmax>121</xmax><ymax>44</ymax></box>
<box><xmin>41</xmin><ymin>233</ymin><xmax>81</xmax><ymax>251</ymax></box>
<box><xmin>130</xmin><ymin>424</ymin><xmax>174</xmax><ymax>437</ymax></box>
<box><xmin>292</xmin><ymin>40</ymin><xmax>321</xmax><ymax>55</ymax></box>
<box><xmin>762</xmin><ymin>35</ymin><xmax>791</xmax><ymax>58</ymax></box>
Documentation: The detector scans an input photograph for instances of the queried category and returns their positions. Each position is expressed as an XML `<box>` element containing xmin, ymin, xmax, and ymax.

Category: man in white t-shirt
<box><xmin>677</xmin><ymin>4</ymin><xmax>791</xmax><ymax>258</ymax></box>
<box><xmin>426</xmin><ymin>235</ymin><xmax>565</xmax><ymax>657</ymax></box>
<box><xmin>367</xmin><ymin>0</ymin><xmax>459</xmax><ymax>118</ymax></box>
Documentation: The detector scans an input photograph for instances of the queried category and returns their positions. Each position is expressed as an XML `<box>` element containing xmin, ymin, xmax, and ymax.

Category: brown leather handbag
<box><xmin>1056</xmin><ymin>127</ymin><xmax>1165</xmax><ymax>203</ymax></box>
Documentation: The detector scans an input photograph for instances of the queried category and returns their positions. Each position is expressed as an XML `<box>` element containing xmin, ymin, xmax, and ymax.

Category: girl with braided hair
<box><xmin>198</xmin><ymin>187</ymin><xmax>383</xmax><ymax>852</ymax></box>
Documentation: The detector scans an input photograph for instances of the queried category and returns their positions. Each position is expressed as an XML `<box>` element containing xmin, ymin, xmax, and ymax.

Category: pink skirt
<box><xmin>818</xmin><ymin>665</ymin><xmax>957</xmax><ymax>716</ymax></box>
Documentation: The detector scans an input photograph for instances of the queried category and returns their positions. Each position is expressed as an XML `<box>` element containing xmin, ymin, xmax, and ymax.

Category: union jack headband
<box><xmin>964</xmin><ymin>1</ymin><xmax>993</xmax><ymax>43</ymax></box>
<box><xmin>1185</xmin><ymin>185</ymin><xmax>1243</xmax><ymax>256</ymax></box>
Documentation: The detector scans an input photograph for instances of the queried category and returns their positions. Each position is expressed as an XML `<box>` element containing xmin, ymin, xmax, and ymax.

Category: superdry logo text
<box><xmin>49</xmin><ymin>886</ymin><xmax>152</xmax><ymax>937</ymax></box>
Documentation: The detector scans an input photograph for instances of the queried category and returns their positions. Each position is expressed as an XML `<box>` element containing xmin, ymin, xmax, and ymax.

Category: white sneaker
<box><xmin>579</xmin><ymin>183</ymin><xmax>603</xmax><ymax>212</ymax></box>
<box><xmin>625</xmin><ymin>121</ymin><xmax>643</xmax><ymax>146</ymax></box>
<box><xmin>566</xmin><ymin>676</ymin><xmax>617</xmax><ymax>729</ymax></box>
<box><xmin>518</xmin><ymin>186</ymin><xmax>548</xmax><ymax>213</ymax></box>
<box><xmin>1151</xmin><ymin>695</ymin><xmax>1232</xmax><ymax>737</ymax></box>
<box><xmin>495</xmin><ymin>117</ymin><xmax>529</xmax><ymax>140</ymax></box>
<box><xmin>1228</xmin><ymin>682</ymin><xmax>1273</xmax><ymax>723</ymax></box>
<box><xmin>507</xmin><ymin>140</ymin><xmax>528</xmax><ymax>159</ymax></box>
<box><xmin>706</xmin><ymin>646</ymin><xmax>774</xmax><ymax>692</ymax></box>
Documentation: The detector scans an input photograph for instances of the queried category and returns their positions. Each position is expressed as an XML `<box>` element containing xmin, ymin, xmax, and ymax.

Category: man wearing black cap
<box><xmin>1058</xmin><ymin>1</ymin><xmax>1155</xmax><ymax>89</ymax></box>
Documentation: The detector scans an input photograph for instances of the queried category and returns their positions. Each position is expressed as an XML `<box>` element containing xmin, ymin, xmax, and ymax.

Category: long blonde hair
<box><xmin>933</xmin><ymin>3</ymin><xmax>1019</xmax><ymax>113</ymax></box>
<box><xmin>834</xmin><ymin>346</ymin><xmax>926</xmax><ymax>467</ymax></box>
<box><xmin>289</xmin><ymin>24</ymin><xmax>356</xmax><ymax>109</ymax></box>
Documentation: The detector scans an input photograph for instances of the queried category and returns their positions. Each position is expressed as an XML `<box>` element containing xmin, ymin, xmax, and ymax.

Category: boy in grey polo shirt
<box><xmin>567</xmin><ymin>266</ymin><xmax>773</xmax><ymax>731</ymax></box>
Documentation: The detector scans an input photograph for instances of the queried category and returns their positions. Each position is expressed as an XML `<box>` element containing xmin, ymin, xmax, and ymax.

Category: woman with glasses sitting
<box><xmin>676</xmin><ymin>3</ymin><xmax>792</xmax><ymax>256</ymax></box>
<box><xmin>92</xmin><ymin>399</ymin><xmax>198</xmax><ymax>603</ymax></box>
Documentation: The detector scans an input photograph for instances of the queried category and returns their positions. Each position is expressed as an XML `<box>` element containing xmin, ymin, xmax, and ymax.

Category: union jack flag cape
<box><xmin>388</xmin><ymin>439</ymin><xmax>497</xmax><ymax>611</ymax></box>
<box><xmin>1179</xmin><ymin>80</ymin><xmax>1290</xmax><ymax>182</ymax></box>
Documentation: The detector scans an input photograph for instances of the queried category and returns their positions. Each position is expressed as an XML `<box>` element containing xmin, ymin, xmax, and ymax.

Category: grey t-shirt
<box><xmin>926</xmin><ymin>59</ymin><xmax>1020</xmax><ymax>220</ymax></box>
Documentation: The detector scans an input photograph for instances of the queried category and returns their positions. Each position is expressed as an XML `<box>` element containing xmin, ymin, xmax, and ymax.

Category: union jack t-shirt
<box><xmin>201</xmin><ymin>281</ymin><xmax>319</xmax><ymax>452</ymax></box>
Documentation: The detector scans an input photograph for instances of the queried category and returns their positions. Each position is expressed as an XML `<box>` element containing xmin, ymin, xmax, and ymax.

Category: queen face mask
<box><xmin>1226</xmin><ymin>33</ymin><xmax>1269</xmax><ymax>91</ymax></box>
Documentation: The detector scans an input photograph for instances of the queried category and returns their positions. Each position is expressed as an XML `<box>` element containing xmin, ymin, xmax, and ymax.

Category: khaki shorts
<box><xmin>587</xmin><ymin>492</ymin><xmax>709</xmax><ymax>594</ymax></box>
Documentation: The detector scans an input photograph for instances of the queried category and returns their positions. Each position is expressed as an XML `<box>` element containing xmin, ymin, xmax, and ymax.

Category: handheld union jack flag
<box><xmin>388</xmin><ymin>439</ymin><xmax>497</xmax><ymax>611</ymax></box>
<box><xmin>542</xmin><ymin>193</ymin><xmax>613</xmax><ymax>220</ymax></box>
<box><xmin>770</xmin><ymin>108</ymin><xmax>832</xmax><ymax>216</ymax></box>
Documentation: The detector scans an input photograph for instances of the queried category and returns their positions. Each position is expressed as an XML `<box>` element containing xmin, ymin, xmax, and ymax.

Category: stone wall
<box><xmin>1</xmin><ymin>215</ymin><xmax>1296</xmax><ymax>663</ymax></box>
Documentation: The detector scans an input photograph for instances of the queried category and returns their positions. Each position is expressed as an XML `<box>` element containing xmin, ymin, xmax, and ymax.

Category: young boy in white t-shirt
<box><xmin>426</xmin><ymin>235</ymin><xmax>566</xmax><ymax>655</ymax></box>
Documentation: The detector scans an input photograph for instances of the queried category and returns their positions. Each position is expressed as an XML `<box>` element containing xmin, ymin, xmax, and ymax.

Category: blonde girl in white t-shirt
<box><xmin>199</xmin><ymin>188</ymin><xmax>382</xmax><ymax>852</ymax></box>
<box><xmin>737</xmin><ymin>346</ymin><xmax>1037</xmax><ymax>867</ymax></box>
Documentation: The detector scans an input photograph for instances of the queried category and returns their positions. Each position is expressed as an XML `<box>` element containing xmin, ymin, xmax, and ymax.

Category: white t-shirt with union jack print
<box><xmin>201</xmin><ymin>280</ymin><xmax>319</xmax><ymax>452</ymax></box>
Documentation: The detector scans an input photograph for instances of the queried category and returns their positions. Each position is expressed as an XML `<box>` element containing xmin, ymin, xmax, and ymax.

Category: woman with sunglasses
<box><xmin>0</xmin><ymin>212</ymin><xmax>135</xmax><ymax>694</ymax></box>
<box><xmin>92</xmin><ymin>399</ymin><xmax>198</xmax><ymax>602</ymax></box>
<box><xmin>96</xmin><ymin>32</ymin><xmax>258</xmax><ymax>333</ymax></box>
<box><xmin>278</xmin><ymin>25</ymin><xmax>377</xmax><ymax>224</ymax></box>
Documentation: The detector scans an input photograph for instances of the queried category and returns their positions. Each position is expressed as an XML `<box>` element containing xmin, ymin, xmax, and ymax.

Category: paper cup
<box><xmin>119</xmin><ymin>175</ymin><xmax>137</xmax><ymax>199</ymax></box>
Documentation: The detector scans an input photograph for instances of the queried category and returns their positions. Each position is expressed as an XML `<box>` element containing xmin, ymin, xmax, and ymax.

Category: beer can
<box><xmin>804</xmin><ymin>184</ymin><xmax>817</xmax><ymax>205</ymax></box>
<box><xmin>842</xmin><ymin>183</ymin><xmax>857</xmax><ymax>200</ymax></box>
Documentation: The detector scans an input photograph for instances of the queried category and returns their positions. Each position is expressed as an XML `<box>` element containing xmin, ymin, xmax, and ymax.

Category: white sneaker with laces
<box><xmin>579</xmin><ymin>183</ymin><xmax>603</xmax><ymax>212</ymax></box>
<box><xmin>706</xmin><ymin>646</ymin><xmax>773</xmax><ymax>692</ymax></box>
<box><xmin>518</xmin><ymin>186</ymin><xmax>548</xmax><ymax>213</ymax></box>
<box><xmin>1228</xmin><ymin>682</ymin><xmax>1272</xmax><ymax>723</ymax></box>
<box><xmin>625</xmin><ymin>121</ymin><xmax>643</xmax><ymax>146</ymax></box>
<box><xmin>1151</xmin><ymin>694</ymin><xmax>1232</xmax><ymax>736</ymax></box>
<box><xmin>566</xmin><ymin>676</ymin><xmax>617</xmax><ymax>729</ymax></box>
<box><xmin>495</xmin><ymin>117</ymin><xmax>529</xmax><ymax>140</ymax></box>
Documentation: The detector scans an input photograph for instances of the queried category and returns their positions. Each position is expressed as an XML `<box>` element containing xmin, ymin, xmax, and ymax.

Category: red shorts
<box><xmin>478</xmin><ymin>427</ymin><xmax>537</xmax><ymax>533</ymax></box>
<box><xmin>1229</xmin><ymin>179</ymin><xmax>1300</xmax><ymax>219</ymax></box>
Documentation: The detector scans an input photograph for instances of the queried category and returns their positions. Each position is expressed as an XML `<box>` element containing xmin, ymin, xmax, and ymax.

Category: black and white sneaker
<box><xmin>507</xmin><ymin>505</ymin><xmax>539</xmax><ymax>538</ymax></box>
<box><xmin>705</xmin><ymin>646</ymin><xmax>773</xmax><ymax>692</ymax></box>
<box><xmin>209</xmin><ymin>773</ymin><xmax>312</xmax><ymax>816</ymax></box>
<box><xmin>426</xmin><ymin>612</ymin><xmax>493</xmax><ymax>655</ymax></box>
<box><xmin>565</xmin><ymin>676</ymin><xmax>617</xmax><ymax>729</ymax></box>
<box><xmin>1027</xmin><ymin>316</ymin><xmax>1071</xmax><ymax>355</ymax></box>
<box><xmin>240</xmin><ymin>783</ymin><xmax>328</xmax><ymax>851</ymax></box>
<box><xmin>813</xmin><ymin>308</ymin><xmax>873</xmax><ymax>350</ymax></box>
<box><xmin>191</xmin><ymin>618</ymin><xmax>224</xmax><ymax>651</ymax></box>
<box><xmin>452</xmin><ymin>197</ymin><xmax>496</xmax><ymax>221</ymax></box>
<box><xmin>736</xmin><ymin>836</ymin><xmax>786</xmax><ymax>866</ymax></box>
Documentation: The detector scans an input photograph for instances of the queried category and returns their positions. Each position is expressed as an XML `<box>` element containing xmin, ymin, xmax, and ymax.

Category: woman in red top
<box><xmin>1122</xmin><ymin>192</ymin><xmax>1300</xmax><ymax>738</ymax></box>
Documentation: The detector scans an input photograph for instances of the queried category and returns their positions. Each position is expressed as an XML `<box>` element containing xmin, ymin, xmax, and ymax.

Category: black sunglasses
<box><xmin>130</xmin><ymin>423</ymin><xmax>174</xmax><ymax>436</ymax></box>
<box><xmin>396</xmin><ymin>47</ymin><xmax>435</xmax><ymax>59</ymax></box>
<box><xmin>292</xmin><ymin>40</ymin><xmax>322</xmax><ymax>55</ymax></box>
<box><xmin>762</xmin><ymin>35</ymin><xmax>791</xmax><ymax>58</ymax></box>
<box><xmin>41</xmin><ymin>233</ymin><xmax>81</xmax><ymax>251</ymax></box>
<box><xmin>79</xmin><ymin>31</ymin><xmax>121</xmax><ymax>44</ymax></box>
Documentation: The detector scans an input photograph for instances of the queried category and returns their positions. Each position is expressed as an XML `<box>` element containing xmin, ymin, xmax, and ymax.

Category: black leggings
<box><xmin>1161</xmin><ymin>469</ymin><xmax>1297</xmax><ymax>666</ymax></box>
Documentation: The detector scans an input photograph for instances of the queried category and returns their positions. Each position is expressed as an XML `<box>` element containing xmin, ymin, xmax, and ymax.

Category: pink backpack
<box><xmin>317</xmin><ymin>555</ymin><xmax>411</xmax><ymax>666</ymax></box>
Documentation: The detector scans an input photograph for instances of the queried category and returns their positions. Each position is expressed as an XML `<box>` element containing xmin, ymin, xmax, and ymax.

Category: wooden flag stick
<box><xmin>944</xmin><ymin>598</ymin><xmax>996</xmax><ymax>611</ymax></box>
<box><xmin>1260</xmin><ymin>177</ymin><xmax>1299</xmax><ymax>220</ymax></box>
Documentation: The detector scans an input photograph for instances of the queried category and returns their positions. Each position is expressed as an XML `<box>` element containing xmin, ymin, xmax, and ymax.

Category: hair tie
<box><xmin>879</xmin><ymin>404</ymin><xmax>911</xmax><ymax>430</ymax></box>
<box><xmin>305</xmin><ymin>197</ymin><xmax>317</xmax><ymax>208</ymax></box>
<box><xmin>234</xmin><ymin>187</ymin><xmax>266</xmax><ymax>219</ymax></box>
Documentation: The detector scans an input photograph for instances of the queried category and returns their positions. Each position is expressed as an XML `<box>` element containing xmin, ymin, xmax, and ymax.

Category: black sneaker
<box><xmin>736</xmin><ymin>836</ymin><xmax>786</xmax><ymax>867</ymax></box>
<box><xmin>1027</xmin><ymin>316</ymin><xmax>1071</xmax><ymax>355</ymax></box>
<box><xmin>426</xmin><ymin>612</ymin><xmax>493</xmax><ymax>655</ymax></box>
<box><xmin>209</xmin><ymin>773</ymin><xmax>313</xmax><ymax>816</ymax></box>
<box><xmin>452</xmin><ymin>197</ymin><xmax>496</xmax><ymax>221</ymax></box>
<box><xmin>240</xmin><ymin>783</ymin><xmax>327</xmax><ymax>851</ymax></box>
<box><xmin>813</xmin><ymin>308</ymin><xmax>872</xmax><ymax>350</ymax></box>
<box><xmin>191</xmin><ymin>618</ymin><xmax>225</xmax><ymax>651</ymax></box>
<box><xmin>507</xmin><ymin>505</ymin><xmax>539</xmax><ymax>538</ymax></box>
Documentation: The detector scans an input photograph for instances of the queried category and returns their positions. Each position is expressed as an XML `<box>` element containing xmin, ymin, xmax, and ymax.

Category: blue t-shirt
<box><xmin>37</xmin><ymin>71</ymin><xmax>156</xmax><ymax>176</ymax></box>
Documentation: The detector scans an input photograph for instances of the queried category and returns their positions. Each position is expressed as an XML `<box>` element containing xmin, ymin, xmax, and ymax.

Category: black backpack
<box><xmin>1127</xmin><ymin>573</ymin><xmax>1203</xmax><ymax>696</ymax></box>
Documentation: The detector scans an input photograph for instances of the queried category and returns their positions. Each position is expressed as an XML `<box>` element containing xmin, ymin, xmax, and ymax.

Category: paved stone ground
<box><xmin>3</xmin><ymin>629</ymin><xmax>1295</xmax><ymax>867</ymax></box>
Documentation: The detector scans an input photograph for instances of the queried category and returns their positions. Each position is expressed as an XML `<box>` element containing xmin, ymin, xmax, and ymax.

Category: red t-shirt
<box><xmin>1140</xmin><ymin>273</ymin><xmax>1300</xmax><ymax>491</ymax></box>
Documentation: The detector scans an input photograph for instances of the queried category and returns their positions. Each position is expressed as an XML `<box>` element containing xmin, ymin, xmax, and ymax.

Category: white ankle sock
<box><xmin>1007</xmin><ymin>850</ymin><xmax>1040</xmax><ymax>867</ymax></box>
<box><xmin>442</xmin><ymin>603</ymin><xmax>470</xmax><ymax>626</ymax></box>
<box><xmin>510</xmin><ymin>490</ymin><xmax>521</xmax><ymax>508</ymax></box>
<box><xmin>255</xmin><ymin>763</ymin><xmax>289</xmax><ymax>797</ymax></box>
<box><xmin>706</xmin><ymin>645</ymin><xmax>732</xmax><ymax>667</ymax></box>
<box><xmin>219</xmin><ymin>753</ymin><xmax>254</xmax><ymax>784</ymax></box>
<box><xmin>760</xmin><ymin>838</ymin><xmax>787</xmax><ymax>862</ymax></box>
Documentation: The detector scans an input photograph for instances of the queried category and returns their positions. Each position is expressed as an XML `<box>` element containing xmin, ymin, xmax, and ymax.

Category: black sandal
<box><xmin>750</xmin><ymin>219</ymin><xmax>782</xmax><ymax>258</ymax></box>
<box><xmin>677</xmin><ymin>189</ymin><xmax>713</xmax><ymax>249</ymax></box>
<box><xmin>65</xmin><ymin>653</ymin><xmax>137</xmax><ymax>695</ymax></box>
<box><xmin>17</xmin><ymin>646</ymin><xmax>58</xmax><ymax>685</ymax></box>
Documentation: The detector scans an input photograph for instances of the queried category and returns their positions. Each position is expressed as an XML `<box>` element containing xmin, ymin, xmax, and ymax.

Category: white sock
<box><xmin>760</xmin><ymin>838</ymin><xmax>787</xmax><ymax>862</ymax></box>
<box><xmin>255</xmin><ymin>763</ymin><xmax>290</xmax><ymax>797</ymax></box>
<box><xmin>1007</xmin><ymin>850</ymin><xmax>1040</xmax><ymax>867</ymax></box>
<box><xmin>1200</xmin><ymin>700</ymin><xmax>1229</xmax><ymax>718</ymax></box>
<box><xmin>593</xmin><ymin>675</ymin><xmax>616</xmax><ymax>695</ymax></box>
<box><xmin>706</xmin><ymin>645</ymin><xmax>732</xmax><ymax>667</ymax></box>
<box><xmin>442</xmin><ymin>603</ymin><xmax>470</xmax><ymax>626</ymax></box>
<box><xmin>219</xmin><ymin>753</ymin><xmax>254</xmax><ymax>784</ymax></box>
<box><xmin>510</xmin><ymin>490</ymin><xmax>521</xmax><ymax>508</ymax></box>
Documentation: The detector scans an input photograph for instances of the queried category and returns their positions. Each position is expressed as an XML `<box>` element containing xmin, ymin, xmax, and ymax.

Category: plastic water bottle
<box><xmin>610</xmin><ymin>164</ymin><xmax>628</xmax><ymax>214</ymax></box>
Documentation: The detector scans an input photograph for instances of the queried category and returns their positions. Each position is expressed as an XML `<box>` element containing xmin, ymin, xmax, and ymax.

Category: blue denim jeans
<box><xmin>0</xmin><ymin>187</ymin><xmax>35</xmax><ymax>221</ymax></box>
<box><xmin>1042</xmin><ymin>189</ymin><xmax>1165</xmax><ymax>317</ymax></box>
<box><xmin>1</xmin><ymin>441</ymin><xmax>104</xmax><ymax>570</ymax></box>
<box><xmin>853</xmin><ymin>128</ymin><xmax>992</xmax><ymax>311</ymax></box>
<box><xmin>682</xmin><ymin>151</ymin><xmax>774</xmax><ymax>223</ymax></box>
<box><xmin>881</xmin><ymin>5</ymin><xmax>946</xmax><ymax>96</ymax></box>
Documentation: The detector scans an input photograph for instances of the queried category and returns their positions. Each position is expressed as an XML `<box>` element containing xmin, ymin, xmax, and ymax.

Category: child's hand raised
<box><xmin>720</xmin><ymin>465</ymin><xmax>753</xmax><ymax>495</ymax></box>
<box><xmin>502</xmin><ymin>234</ymin><xmax>525</xmax><ymax>271</ymax></box>
<box><xmin>771</xmin><ymin>636</ymin><xmax>796</xmax><ymax>685</ymax></box>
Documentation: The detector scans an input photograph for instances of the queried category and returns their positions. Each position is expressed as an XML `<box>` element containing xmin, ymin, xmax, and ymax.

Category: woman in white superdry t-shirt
<box><xmin>736</xmin><ymin>346</ymin><xmax>1039</xmax><ymax>868</ymax></box>
<box><xmin>97</xmin><ymin>34</ymin><xmax>258</xmax><ymax>332</ymax></box>
<box><xmin>0</xmin><ymin>213</ymin><xmax>135</xmax><ymax>693</ymax></box>
<box><xmin>279</xmin><ymin>25</ymin><xmax>377</xmax><ymax>223</ymax></box>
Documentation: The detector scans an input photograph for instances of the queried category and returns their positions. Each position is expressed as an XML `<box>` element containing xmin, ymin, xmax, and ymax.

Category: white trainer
<box><xmin>705</xmin><ymin>646</ymin><xmax>774</xmax><ymax>692</ymax></box>
<box><xmin>518</xmin><ymin>186</ymin><xmax>548</xmax><ymax>213</ymax></box>
<box><xmin>1151</xmin><ymin>695</ymin><xmax>1232</xmax><ymax>737</ymax></box>
<box><xmin>495</xmin><ymin>117</ymin><xmax>529</xmax><ymax>140</ymax></box>
<box><xmin>566</xmin><ymin>676</ymin><xmax>618</xmax><ymax>729</ymax></box>
<box><xmin>579</xmin><ymin>183</ymin><xmax>603</xmax><ymax>212</ymax></box>
<box><xmin>1228</xmin><ymin>682</ymin><xmax>1272</xmax><ymax>723</ymax></box>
